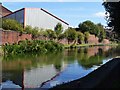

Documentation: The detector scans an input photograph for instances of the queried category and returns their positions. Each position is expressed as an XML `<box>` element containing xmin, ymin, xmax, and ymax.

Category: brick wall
<box><xmin>0</xmin><ymin>30</ymin><xmax>32</xmax><ymax>45</ymax></box>
<box><xmin>88</xmin><ymin>34</ymin><xmax>99</xmax><ymax>44</ymax></box>
<box><xmin>102</xmin><ymin>39</ymin><xmax>110</xmax><ymax>44</ymax></box>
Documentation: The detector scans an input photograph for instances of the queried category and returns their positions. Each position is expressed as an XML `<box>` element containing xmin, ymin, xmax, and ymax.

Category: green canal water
<box><xmin>1</xmin><ymin>45</ymin><xmax>120</xmax><ymax>89</ymax></box>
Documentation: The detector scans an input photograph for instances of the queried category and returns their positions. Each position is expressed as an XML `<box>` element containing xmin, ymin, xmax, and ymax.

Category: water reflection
<box><xmin>2</xmin><ymin>46</ymin><xmax>120</xmax><ymax>89</ymax></box>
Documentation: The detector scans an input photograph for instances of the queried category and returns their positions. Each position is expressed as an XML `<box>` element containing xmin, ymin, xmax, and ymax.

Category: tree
<box><xmin>78</xmin><ymin>20</ymin><xmax>100</xmax><ymax>37</ymax></box>
<box><xmin>32</xmin><ymin>27</ymin><xmax>39</xmax><ymax>39</ymax></box>
<box><xmin>54</xmin><ymin>23</ymin><xmax>63</xmax><ymax>39</ymax></box>
<box><xmin>24</xmin><ymin>25</ymin><xmax>33</xmax><ymax>34</ymax></box>
<box><xmin>77</xmin><ymin>32</ymin><xmax>84</xmax><ymax>44</ymax></box>
<box><xmin>24</xmin><ymin>25</ymin><xmax>39</xmax><ymax>39</ymax></box>
<box><xmin>46</xmin><ymin>29</ymin><xmax>57</xmax><ymax>40</ymax></box>
<box><xmin>64</xmin><ymin>27</ymin><xmax>77</xmax><ymax>44</ymax></box>
<box><xmin>2</xmin><ymin>18</ymin><xmax>23</xmax><ymax>32</ymax></box>
<box><xmin>103</xmin><ymin>1</ymin><xmax>120</xmax><ymax>41</ymax></box>
<box><xmin>58</xmin><ymin>33</ymin><xmax>65</xmax><ymax>40</ymax></box>
<box><xmin>84</xmin><ymin>32</ymin><xmax>90</xmax><ymax>43</ymax></box>
<box><xmin>97</xmin><ymin>23</ymin><xmax>106</xmax><ymax>42</ymax></box>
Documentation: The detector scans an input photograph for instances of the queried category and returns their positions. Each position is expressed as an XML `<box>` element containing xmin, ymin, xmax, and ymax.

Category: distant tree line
<box><xmin>76</xmin><ymin>20</ymin><xmax>106</xmax><ymax>42</ymax></box>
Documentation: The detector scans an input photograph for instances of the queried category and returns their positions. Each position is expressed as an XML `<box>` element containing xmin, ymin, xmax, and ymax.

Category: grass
<box><xmin>64</xmin><ymin>43</ymin><xmax>119</xmax><ymax>49</ymax></box>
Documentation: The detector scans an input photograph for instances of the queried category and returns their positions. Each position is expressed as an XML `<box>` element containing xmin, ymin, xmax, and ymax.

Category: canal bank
<box><xmin>50</xmin><ymin>58</ymin><xmax>120</xmax><ymax>89</ymax></box>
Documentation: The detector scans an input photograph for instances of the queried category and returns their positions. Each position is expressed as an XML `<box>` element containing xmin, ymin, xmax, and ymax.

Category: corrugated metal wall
<box><xmin>4</xmin><ymin>9</ymin><xmax>24</xmax><ymax>25</ymax></box>
<box><xmin>25</xmin><ymin>8</ymin><xmax>68</xmax><ymax>30</ymax></box>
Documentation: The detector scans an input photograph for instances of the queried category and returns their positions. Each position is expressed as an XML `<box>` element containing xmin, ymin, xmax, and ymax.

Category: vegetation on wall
<box><xmin>64</xmin><ymin>27</ymin><xmax>77</xmax><ymax>44</ymax></box>
<box><xmin>97</xmin><ymin>23</ymin><xmax>106</xmax><ymax>42</ymax></box>
<box><xmin>46</xmin><ymin>29</ymin><xmax>57</xmax><ymax>40</ymax></box>
<box><xmin>77</xmin><ymin>31</ymin><xmax>84</xmax><ymax>44</ymax></box>
<box><xmin>2</xmin><ymin>19</ymin><xmax>23</xmax><ymax>32</ymax></box>
<box><xmin>84</xmin><ymin>32</ymin><xmax>90</xmax><ymax>43</ymax></box>
<box><xmin>2</xmin><ymin>18</ymin><xmax>108</xmax><ymax>45</ymax></box>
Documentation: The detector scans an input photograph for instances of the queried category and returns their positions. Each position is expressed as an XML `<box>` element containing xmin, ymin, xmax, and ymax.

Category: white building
<box><xmin>3</xmin><ymin>8</ymin><xmax>69</xmax><ymax>30</ymax></box>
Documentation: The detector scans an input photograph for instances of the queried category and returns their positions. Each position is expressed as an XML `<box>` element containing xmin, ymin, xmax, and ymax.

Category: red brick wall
<box><xmin>0</xmin><ymin>30</ymin><xmax>32</xmax><ymax>45</ymax></box>
<box><xmin>102</xmin><ymin>39</ymin><xmax>110</xmax><ymax>44</ymax></box>
<box><xmin>88</xmin><ymin>34</ymin><xmax>99</xmax><ymax>44</ymax></box>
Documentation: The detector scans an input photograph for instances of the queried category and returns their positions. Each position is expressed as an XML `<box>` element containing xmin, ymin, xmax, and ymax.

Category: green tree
<box><xmin>78</xmin><ymin>20</ymin><xmax>100</xmax><ymax>37</ymax></box>
<box><xmin>2</xmin><ymin>19</ymin><xmax>23</xmax><ymax>32</ymax></box>
<box><xmin>84</xmin><ymin>32</ymin><xmax>90</xmax><ymax>43</ymax></box>
<box><xmin>32</xmin><ymin>27</ymin><xmax>39</xmax><ymax>39</ymax></box>
<box><xmin>97</xmin><ymin>23</ymin><xmax>106</xmax><ymax>42</ymax></box>
<box><xmin>24</xmin><ymin>25</ymin><xmax>39</xmax><ymax>39</ymax></box>
<box><xmin>46</xmin><ymin>29</ymin><xmax>57</xmax><ymax>40</ymax></box>
<box><xmin>77</xmin><ymin>32</ymin><xmax>84</xmax><ymax>44</ymax></box>
<box><xmin>58</xmin><ymin>33</ymin><xmax>65</xmax><ymax>40</ymax></box>
<box><xmin>103</xmin><ymin>2</ymin><xmax>120</xmax><ymax>41</ymax></box>
<box><xmin>54</xmin><ymin>23</ymin><xmax>63</xmax><ymax>39</ymax></box>
<box><xmin>64</xmin><ymin>27</ymin><xmax>77</xmax><ymax>44</ymax></box>
<box><xmin>24</xmin><ymin>25</ymin><xmax>33</xmax><ymax>34</ymax></box>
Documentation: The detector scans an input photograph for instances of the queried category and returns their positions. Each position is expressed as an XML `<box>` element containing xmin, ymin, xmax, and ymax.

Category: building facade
<box><xmin>0</xmin><ymin>5</ymin><xmax>12</xmax><ymax>17</ymax></box>
<box><xmin>3</xmin><ymin>8</ymin><xmax>69</xmax><ymax>30</ymax></box>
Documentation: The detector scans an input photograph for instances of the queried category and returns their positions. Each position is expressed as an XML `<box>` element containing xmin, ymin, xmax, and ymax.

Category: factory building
<box><xmin>3</xmin><ymin>8</ymin><xmax>69</xmax><ymax>30</ymax></box>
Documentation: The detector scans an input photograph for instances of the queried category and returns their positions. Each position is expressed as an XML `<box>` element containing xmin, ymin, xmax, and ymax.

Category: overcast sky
<box><xmin>2</xmin><ymin>2</ymin><xmax>107</xmax><ymax>27</ymax></box>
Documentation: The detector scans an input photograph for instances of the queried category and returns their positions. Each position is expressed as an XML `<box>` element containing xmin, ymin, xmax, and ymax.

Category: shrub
<box><xmin>64</xmin><ymin>28</ymin><xmax>77</xmax><ymax>44</ymax></box>
<box><xmin>2</xmin><ymin>19</ymin><xmax>23</xmax><ymax>32</ymax></box>
<box><xmin>77</xmin><ymin>32</ymin><xmax>85</xmax><ymax>44</ymax></box>
<box><xmin>2</xmin><ymin>40</ymin><xmax>64</xmax><ymax>55</ymax></box>
<box><xmin>84</xmin><ymin>32</ymin><xmax>90</xmax><ymax>43</ymax></box>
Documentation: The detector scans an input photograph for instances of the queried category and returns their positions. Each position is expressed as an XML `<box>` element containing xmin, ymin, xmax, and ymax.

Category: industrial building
<box><xmin>3</xmin><ymin>8</ymin><xmax>69</xmax><ymax>30</ymax></box>
<box><xmin>0</xmin><ymin>4</ymin><xmax>12</xmax><ymax>17</ymax></box>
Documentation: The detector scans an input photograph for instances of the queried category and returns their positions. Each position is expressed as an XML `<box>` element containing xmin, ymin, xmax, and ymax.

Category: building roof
<box><xmin>3</xmin><ymin>7</ymin><xmax>69</xmax><ymax>25</ymax></box>
<box><xmin>1</xmin><ymin>5</ymin><xmax>12</xmax><ymax>17</ymax></box>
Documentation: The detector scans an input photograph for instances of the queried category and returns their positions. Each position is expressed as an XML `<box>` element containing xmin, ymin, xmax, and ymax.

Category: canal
<box><xmin>1</xmin><ymin>45</ymin><xmax>120</xmax><ymax>89</ymax></box>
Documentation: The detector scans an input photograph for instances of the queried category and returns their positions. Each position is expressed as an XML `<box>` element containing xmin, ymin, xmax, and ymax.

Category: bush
<box><xmin>64</xmin><ymin>28</ymin><xmax>77</xmax><ymax>44</ymax></box>
<box><xmin>84</xmin><ymin>32</ymin><xmax>90</xmax><ymax>43</ymax></box>
<box><xmin>77</xmin><ymin>32</ymin><xmax>84</xmax><ymax>44</ymax></box>
<box><xmin>46</xmin><ymin>29</ymin><xmax>57</xmax><ymax>40</ymax></box>
<box><xmin>2</xmin><ymin>40</ymin><xmax>64</xmax><ymax>55</ymax></box>
<box><xmin>2</xmin><ymin>19</ymin><xmax>23</xmax><ymax>32</ymax></box>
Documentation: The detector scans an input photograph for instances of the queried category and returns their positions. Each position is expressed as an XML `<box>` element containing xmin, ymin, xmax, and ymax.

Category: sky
<box><xmin>2</xmin><ymin>2</ymin><xmax>107</xmax><ymax>27</ymax></box>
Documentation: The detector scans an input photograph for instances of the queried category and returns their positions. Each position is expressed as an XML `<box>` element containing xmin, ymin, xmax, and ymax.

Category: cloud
<box><xmin>94</xmin><ymin>12</ymin><xmax>105</xmax><ymax>17</ymax></box>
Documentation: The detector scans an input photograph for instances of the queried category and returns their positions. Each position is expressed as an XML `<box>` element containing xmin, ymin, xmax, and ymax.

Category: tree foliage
<box><xmin>2</xmin><ymin>19</ymin><xmax>23</xmax><ymax>32</ymax></box>
<box><xmin>46</xmin><ymin>29</ymin><xmax>57</xmax><ymax>40</ymax></box>
<box><xmin>97</xmin><ymin>23</ymin><xmax>106</xmax><ymax>42</ymax></box>
<box><xmin>64</xmin><ymin>28</ymin><xmax>77</xmax><ymax>44</ymax></box>
<box><xmin>78</xmin><ymin>20</ymin><xmax>100</xmax><ymax>37</ymax></box>
<box><xmin>103</xmin><ymin>2</ymin><xmax>120</xmax><ymax>40</ymax></box>
<box><xmin>84</xmin><ymin>32</ymin><xmax>90</xmax><ymax>43</ymax></box>
<box><xmin>24</xmin><ymin>25</ymin><xmax>39</xmax><ymax>39</ymax></box>
<box><xmin>54</xmin><ymin>23</ymin><xmax>63</xmax><ymax>38</ymax></box>
<box><xmin>77</xmin><ymin>32</ymin><xmax>84</xmax><ymax>44</ymax></box>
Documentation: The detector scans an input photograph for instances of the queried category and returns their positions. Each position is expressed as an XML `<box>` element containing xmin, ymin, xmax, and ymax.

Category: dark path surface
<box><xmin>50</xmin><ymin>58</ymin><xmax>120</xmax><ymax>89</ymax></box>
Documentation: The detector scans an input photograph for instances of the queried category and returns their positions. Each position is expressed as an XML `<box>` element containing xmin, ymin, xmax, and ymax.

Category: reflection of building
<box><xmin>3</xmin><ymin>8</ymin><xmax>69</xmax><ymax>30</ymax></box>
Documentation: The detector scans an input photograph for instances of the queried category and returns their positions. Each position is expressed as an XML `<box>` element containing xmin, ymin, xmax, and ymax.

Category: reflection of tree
<box><xmin>54</xmin><ymin>64</ymin><xmax>61</xmax><ymax>72</ymax></box>
<box><xmin>77</xmin><ymin>47</ymin><xmax>110</xmax><ymax>69</ymax></box>
<box><xmin>98</xmin><ymin>48</ymin><xmax>103</xmax><ymax>56</ymax></box>
<box><xmin>2</xmin><ymin>70</ymin><xmax>23</xmax><ymax>87</ymax></box>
